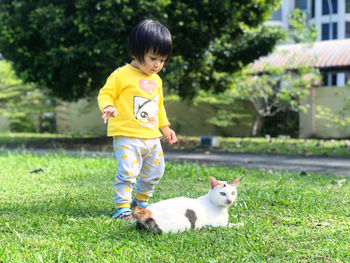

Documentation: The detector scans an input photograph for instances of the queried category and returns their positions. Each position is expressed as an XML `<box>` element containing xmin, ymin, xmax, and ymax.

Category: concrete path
<box><xmin>3</xmin><ymin>148</ymin><xmax>350</xmax><ymax>176</ymax></box>
<box><xmin>164</xmin><ymin>151</ymin><xmax>350</xmax><ymax>176</ymax></box>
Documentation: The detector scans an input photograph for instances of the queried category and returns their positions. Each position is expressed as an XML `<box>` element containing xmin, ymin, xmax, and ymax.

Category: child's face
<box><xmin>134</xmin><ymin>51</ymin><xmax>167</xmax><ymax>75</ymax></box>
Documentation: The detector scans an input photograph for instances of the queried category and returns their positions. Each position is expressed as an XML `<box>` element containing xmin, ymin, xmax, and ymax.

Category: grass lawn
<box><xmin>1</xmin><ymin>150</ymin><xmax>349</xmax><ymax>262</ymax></box>
<box><xmin>2</xmin><ymin>132</ymin><xmax>350</xmax><ymax>157</ymax></box>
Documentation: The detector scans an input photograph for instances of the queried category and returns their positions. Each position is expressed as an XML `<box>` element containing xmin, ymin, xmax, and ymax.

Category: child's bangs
<box><xmin>150</xmin><ymin>37</ymin><xmax>172</xmax><ymax>60</ymax></box>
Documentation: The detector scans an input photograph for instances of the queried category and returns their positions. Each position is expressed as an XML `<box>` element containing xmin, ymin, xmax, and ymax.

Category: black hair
<box><xmin>127</xmin><ymin>19</ymin><xmax>172</xmax><ymax>64</ymax></box>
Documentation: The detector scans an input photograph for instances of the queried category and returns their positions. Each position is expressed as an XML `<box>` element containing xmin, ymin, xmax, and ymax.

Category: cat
<box><xmin>133</xmin><ymin>95</ymin><xmax>158</xmax><ymax>129</ymax></box>
<box><xmin>132</xmin><ymin>176</ymin><xmax>241</xmax><ymax>234</ymax></box>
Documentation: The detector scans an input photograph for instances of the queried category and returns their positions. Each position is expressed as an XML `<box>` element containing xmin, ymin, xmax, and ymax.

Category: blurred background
<box><xmin>1</xmin><ymin>0</ymin><xmax>350</xmax><ymax>139</ymax></box>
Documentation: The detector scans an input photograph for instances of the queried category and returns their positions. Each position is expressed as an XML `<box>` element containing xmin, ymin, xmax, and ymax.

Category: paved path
<box><xmin>3</xmin><ymin>148</ymin><xmax>350</xmax><ymax>176</ymax></box>
<box><xmin>164</xmin><ymin>151</ymin><xmax>350</xmax><ymax>176</ymax></box>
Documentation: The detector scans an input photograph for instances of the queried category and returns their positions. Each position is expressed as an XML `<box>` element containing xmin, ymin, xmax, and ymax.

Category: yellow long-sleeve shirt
<box><xmin>98</xmin><ymin>64</ymin><xmax>170</xmax><ymax>138</ymax></box>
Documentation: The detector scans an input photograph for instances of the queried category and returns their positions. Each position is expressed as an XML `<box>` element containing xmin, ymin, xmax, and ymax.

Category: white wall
<box><xmin>300</xmin><ymin>86</ymin><xmax>350</xmax><ymax>138</ymax></box>
<box><xmin>56</xmin><ymin>99</ymin><xmax>107</xmax><ymax>136</ymax></box>
<box><xmin>0</xmin><ymin>115</ymin><xmax>10</xmax><ymax>132</ymax></box>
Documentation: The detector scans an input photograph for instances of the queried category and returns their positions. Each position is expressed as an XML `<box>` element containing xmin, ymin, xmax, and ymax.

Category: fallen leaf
<box><xmin>29</xmin><ymin>168</ymin><xmax>44</xmax><ymax>174</ymax></box>
<box><xmin>228</xmin><ymin>222</ymin><xmax>244</xmax><ymax>228</ymax></box>
<box><xmin>315</xmin><ymin>222</ymin><xmax>330</xmax><ymax>226</ymax></box>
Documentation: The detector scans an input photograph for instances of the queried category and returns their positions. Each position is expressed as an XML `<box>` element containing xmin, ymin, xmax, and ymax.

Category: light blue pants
<box><xmin>113</xmin><ymin>136</ymin><xmax>165</xmax><ymax>208</ymax></box>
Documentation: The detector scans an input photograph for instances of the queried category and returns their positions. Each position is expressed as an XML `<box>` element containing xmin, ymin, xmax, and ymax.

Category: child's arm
<box><xmin>160</xmin><ymin>126</ymin><xmax>177</xmax><ymax>144</ymax></box>
<box><xmin>98</xmin><ymin>71</ymin><xmax>121</xmax><ymax>124</ymax></box>
<box><xmin>102</xmin><ymin>105</ymin><xmax>118</xmax><ymax>124</ymax></box>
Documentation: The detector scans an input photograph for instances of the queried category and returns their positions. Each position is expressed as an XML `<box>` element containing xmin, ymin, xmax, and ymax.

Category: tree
<box><xmin>196</xmin><ymin>65</ymin><xmax>320</xmax><ymax>137</ymax></box>
<box><xmin>193</xmin><ymin>8</ymin><xmax>321</xmax><ymax>137</ymax></box>
<box><xmin>194</xmin><ymin>89</ymin><xmax>254</xmax><ymax>135</ymax></box>
<box><xmin>0</xmin><ymin>0</ymin><xmax>284</xmax><ymax>101</ymax></box>
<box><xmin>287</xmin><ymin>8</ymin><xmax>318</xmax><ymax>43</ymax></box>
<box><xmin>234</xmin><ymin>66</ymin><xmax>320</xmax><ymax>136</ymax></box>
<box><xmin>0</xmin><ymin>59</ymin><xmax>55</xmax><ymax>132</ymax></box>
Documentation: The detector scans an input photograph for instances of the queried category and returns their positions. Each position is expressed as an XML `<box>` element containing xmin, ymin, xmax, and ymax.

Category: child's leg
<box><xmin>134</xmin><ymin>139</ymin><xmax>165</xmax><ymax>202</ymax></box>
<box><xmin>113</xmin><ymin>137</ymin><xmax>143</xmax><ymax>209</ymax></box>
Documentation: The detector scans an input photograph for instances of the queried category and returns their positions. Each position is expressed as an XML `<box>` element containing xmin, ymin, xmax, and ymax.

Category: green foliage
<box><xmin>192</xmin><ymin>8</ymin><xmax>320</xmax><ymax>137</ymax></box>
<box><xmin>3</xmin><ymin>133</ymin><xmax>350</xmax><ymax>157</ymax></box>
<box><xmin>233</xmin><ymin>65</ymin><xmax>320</xmax><ymax>136</ymax></box>
<box><xmin>196</xmin><ymin>90</ymin><xmax>253</xmax><ymax>129</ymax></box>
<box><xmin>197</xmin><ymin>64</ymin><xmax>321</xmax><ymax>136</ymax></box>
<box><xmin>260</xmin><ymin>110</ymin><xmax>299</xmax><ymax>137</ymax></box>
<box><xmin>287</xmin><ymin>9</ymin><xmax>318</xmax><ymax>43</ymax></box>
<box><xmin>0</xmin><ymin>0</ymin><xmax>284</xmax><ymax>100</ymax></box>
<box><xmin>0</xmin><ymin>60</ymin><xmax>55</xmax><ymax>132</ymax></box>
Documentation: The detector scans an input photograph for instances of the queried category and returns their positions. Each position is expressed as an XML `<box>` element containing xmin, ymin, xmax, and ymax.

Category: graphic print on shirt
<box><xmin>139</xmin><ymin>79</ymin><xmax>157</xmax><ymax>95</ymax></box>
<box><xmin>133</xmin><ymin>96</ymin><xmax>159</xmax><ymax>129</ymax></box>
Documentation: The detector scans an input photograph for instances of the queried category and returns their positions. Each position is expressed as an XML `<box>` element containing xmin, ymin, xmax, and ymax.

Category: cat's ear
<box><xmin>228</xmin><ymin>176</ymin><xmax>242</xmax><ymax>187</ymax></box>
<box><xmin>209</xmin><ymin>176</ymin><xmax>220</xmax><ymax>189</ymax></box>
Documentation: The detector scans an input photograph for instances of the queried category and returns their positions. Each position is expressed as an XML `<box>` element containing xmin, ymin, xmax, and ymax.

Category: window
<box><xmin>322</xmin><ymin>0</ymin><xmax>338</xmax><ymax>15</ymax></box>
<box><xmin>321</xmin><ymin>23</ymin><xmax>338</xmax><ymax>40</ymax></box>
<box><xmin>346</xmin><ymin>0</ymin><xmax>350</xmax><ymax>13</ymax></box>
<box><xmin>322</xmin><ymin>24</ymin><xmax>329</xmax><ymax>40</ymax></box>
<box><xmin>333</xmin><ymin>22</ymin><xmax>338</xmax><ymax>39</ymax></box>
<box><xmin>295</xmin><ymin>0</ymin><xmax>307</xmax><ymax>10</ymax></box>
<box><xmin>323</xmin><ymin>72</ymin><xmax>338</xmax><ymax>86</ymax></box>
<box><xmin>331</xmin><ymin>73</ymin><xmax>337</xmax><ymax>86</ymax></box>
<box><xmin>346</xmin><ymin>22</ymin><xmax>350</xmax><ymax>38</ymax></box>
<box><xmin>311</xmin><ymin>0</ymin><xmax>315</xmax><ymax>17</ymax></box>
<box><xmin>322</xmin><ymin>72</ymin><xmax>328</xmax><ymax>86</ymax></box>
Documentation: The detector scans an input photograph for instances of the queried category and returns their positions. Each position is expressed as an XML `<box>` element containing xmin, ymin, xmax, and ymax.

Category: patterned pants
<box><xmin>113</xmin><ymin>136</ymin><xmax>165</xmax><ymax>208</ymax></box>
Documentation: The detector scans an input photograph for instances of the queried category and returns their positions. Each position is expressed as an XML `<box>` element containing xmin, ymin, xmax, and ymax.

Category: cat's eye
<box><xmin>231</xmin><ymin>191</ymin><xmax>236</xmax><ymax>195</ymax></box>
<box><xmin>220</xmin><ymin>192</ymin><xmax>226</xmax><ymax>196</ymax></box>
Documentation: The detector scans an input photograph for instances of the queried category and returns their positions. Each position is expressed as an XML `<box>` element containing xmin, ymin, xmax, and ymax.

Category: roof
<box><xmin>251</xmin><ymin>39</ymin><xmax>350</xmax><ymax>72</ymax></box>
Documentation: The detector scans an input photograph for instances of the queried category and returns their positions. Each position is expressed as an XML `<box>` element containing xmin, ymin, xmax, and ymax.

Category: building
<box><xmin>252</xmin><ymin>38</ymin><xmax>350</xmax><ymax>138</ymax></box>
<box><xmin>268</xmin><ymin>0</ymin><xmax>350</xmax><ymax>40</ymax></box>
<box><xmin>251</xmin><ymin>38</ymin><xmax>350</xmax><ymax>87</ymax></box>
<box><xmin>263</xmin><ymin>1</ymin><xmax>350</xmax><ymax>138</ymax></box>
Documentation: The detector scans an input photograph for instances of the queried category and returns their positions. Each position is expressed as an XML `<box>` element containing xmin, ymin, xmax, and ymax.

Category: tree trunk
<box><xmin>251</xmin><ymin>115</ymin><xmax>262</xmax><ymax>137</ymax></box>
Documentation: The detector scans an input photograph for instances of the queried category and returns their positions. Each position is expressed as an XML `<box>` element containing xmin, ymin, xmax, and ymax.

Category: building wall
<box><xmin>165</xmin><ymin>100</ymin><xmax>253</xmax><ymax>137</ymax></box>
<box><xmin>55</xmin><ymin>99</ymin><xmax>253</xmax><ymax>137</ymax></box>
<box><xmin>56</xmin><ymin>99</ymin><xmax>107</xmax><ymax>136</ymax></box>
<box><xmin>299</xmin><ymin>86</ymin><xmax>350</xmax><ymax>138</ymax></box>
<box><xmin>2</xmin><ymin>89</ymin><xmax>350</xmax><ymax>138</ymax></box>
<box><xmin>268</xmin><ymin>0</ymin><xmax>350</xmax><ymax>41</ymax></box>
<box><xmin>0</xmin><ymin>115</ymin><xmax>10</xmax><ymax>132</ymax></box>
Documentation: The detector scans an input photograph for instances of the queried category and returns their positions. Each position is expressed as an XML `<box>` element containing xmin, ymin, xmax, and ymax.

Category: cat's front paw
<box><xmin>228</xmin><ymin>222</ymin><xmax>244</xmax><ymax>228</ymax></box>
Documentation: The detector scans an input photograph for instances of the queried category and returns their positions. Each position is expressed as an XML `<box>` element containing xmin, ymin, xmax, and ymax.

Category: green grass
<box><xmin>1</xmin><ymin>150</ymin><xmax>350</xmax><ymax>262</ymax></box>
<box><xmin>2</xmin><ymin>132</ymin><xmax>350</xmax><ymax>157</ymax></box>
<box><xmin>171</xmin><ymin>136</ymin><xmax>350</xmax><ymax>157</ymax></box>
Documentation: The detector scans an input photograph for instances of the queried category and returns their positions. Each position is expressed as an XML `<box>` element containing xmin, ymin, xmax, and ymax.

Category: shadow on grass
<box><xmin>1</xmin><ymin>197</ymin><xmax>114</xmax><ymax>219</ymax></box>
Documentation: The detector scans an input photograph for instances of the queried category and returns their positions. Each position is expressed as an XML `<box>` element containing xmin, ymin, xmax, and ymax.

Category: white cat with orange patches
<box><xmin>132</xmin><ymin>176</ymin><xmax>241</xmax><ymax>234</ymax></box>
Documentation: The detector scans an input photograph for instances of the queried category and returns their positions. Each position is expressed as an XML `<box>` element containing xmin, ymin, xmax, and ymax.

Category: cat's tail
<box><xmin>132</xmin><ymin>207</ymin><xmax>163</xmax><ymax>235</ymax></box>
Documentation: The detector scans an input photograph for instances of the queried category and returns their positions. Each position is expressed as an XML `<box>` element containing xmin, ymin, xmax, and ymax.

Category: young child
<box><xmin>98</xmin><ymin>19</ymin><xmax>177</xmax><ymax>220</ymax></box>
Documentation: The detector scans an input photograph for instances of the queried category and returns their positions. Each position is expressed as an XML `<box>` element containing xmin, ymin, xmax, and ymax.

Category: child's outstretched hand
<box><xmin>102</xmin><ymin>105</ymin><xmax>118</xmax><ymax>124</ymax></box>
<box><xmin>161</xmin><ymin>126</ymin><xmax>177</xmax><ymax>144</ymax></box>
